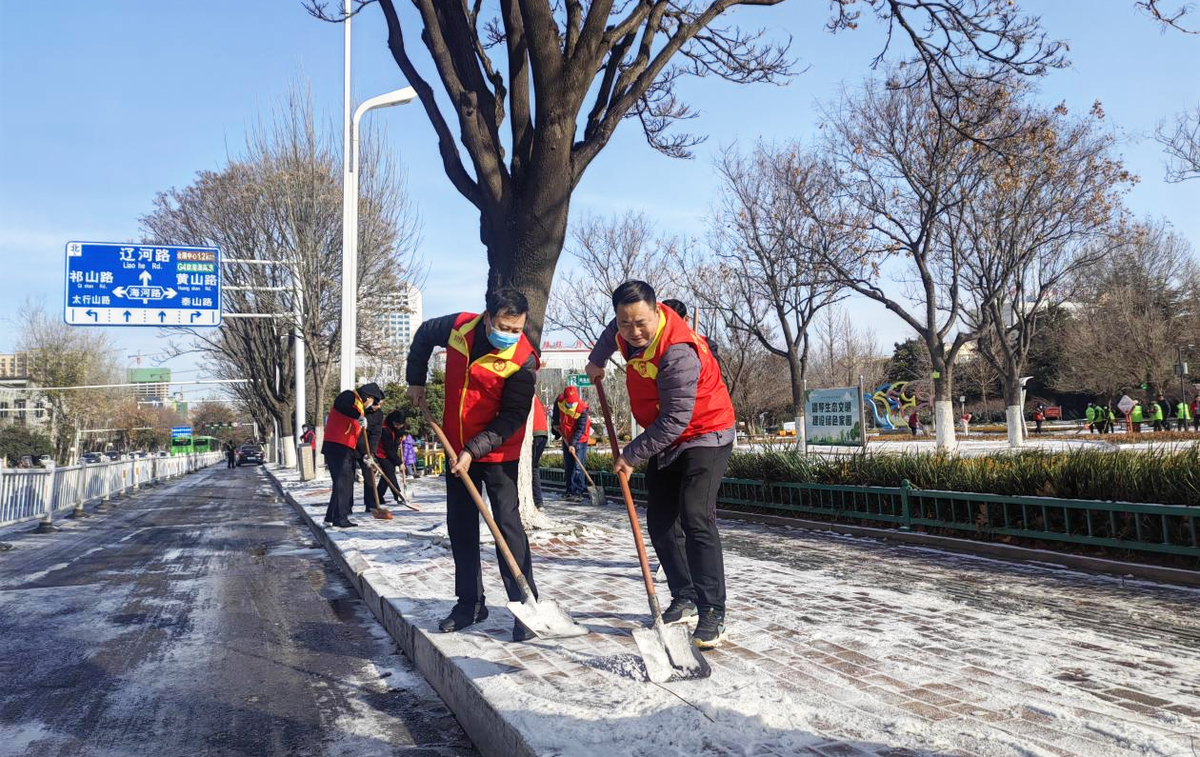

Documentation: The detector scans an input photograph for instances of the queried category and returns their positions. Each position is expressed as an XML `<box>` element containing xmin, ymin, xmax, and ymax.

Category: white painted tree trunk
<box><xmin>1005</xmin><ymin>405</ymin><xmax>1024</xmax><ymax>448</ymax></box>
<box><xmin>933</xmin><ymin>400</ymin><xmax>957</xmax><ymax>453</ymax></box>
<box><xmin>281</xmin><ymin>435</ymin><xmax>297</xmax><ymax>467</ymax></box>
<box><xmin>518</xmin><ymin>409</ymin><xmax>558</xmax><ymax>531</ymax></box>
<box><xmin>795</xmin><ymin>413</ymin><xmax>807</xmax><ymax>455</ymax></box>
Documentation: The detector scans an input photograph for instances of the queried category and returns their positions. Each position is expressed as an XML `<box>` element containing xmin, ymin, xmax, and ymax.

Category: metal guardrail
<box><xmin>0</xmin><ymin>453</ymin><xmax>223</xmax><ymax>529</ymax></box>
<box><xmin>539</xmin><ymin>468</ymin><xmax>1200</xmax><ymax>559</ymax></box>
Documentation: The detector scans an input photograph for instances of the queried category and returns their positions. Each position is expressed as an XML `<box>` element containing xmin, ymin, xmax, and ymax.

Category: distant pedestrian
<box><xmin>1085</xmin><ymin>402</ymin><xmax>1098</xmax><ymax>434</ymax></box>
<box><xmin>907</xmin><ymin>410</ymin><xmax>921</xmax><ymax>437</ymax></box>
<box><xmin>300</xmin><ymin>424</ymin><xmax>316</xmax><ymax>450</ymax></box>
<box><xmin>402</xmin><ymin>432</ymin><xmax>417</xmax><ymax>477</ymax></box>
<box><xmin>530</xmin><ymin>395</ymin><xmax>549</xmax><ymax>509</ymax></box>
<box><xmin>1191</xmin><ymin>396</ymin><xmax>1200</xmax><ymax>432</ymax></box>
<box><xmin>1033</xmin><ymin>405</ymin><xmax>1045</xmax><ymax>435</ymax></box>
<box><xmin>224</xmin><ymin>440</ymin><xmax>236</xmax><ymax>469</ymax></box>
<box><xmin>374</xmin><ymin>410</ymin><xmax>407</xmax><ymax>510</ymax></box>
<box><xmin>1176</xmin><ymin>398</ymin><xmax>1192</xmax><ymax>432</ymax></box>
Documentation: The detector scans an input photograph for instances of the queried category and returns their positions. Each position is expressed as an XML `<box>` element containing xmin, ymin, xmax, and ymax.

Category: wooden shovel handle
<box><xmin>594</xmin><ymin>382</ymin><xmax>662</xmax><ymax>616</ymax></box>
<box><xmin>421</xmin><ymin>406</ymin><xmax>533</xmax><ymax>601</ymax></box>
<box><xmin>566</xmin><ymin>445</ymin><xmax>599</xmax><ymax>489</ymax></box>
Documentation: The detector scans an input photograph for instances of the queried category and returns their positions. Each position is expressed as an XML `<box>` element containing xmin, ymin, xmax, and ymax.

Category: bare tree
<box><xmin>695</xmin><ymin>143</ymin><xmax>853</xmax><ymax>450</ymax></box>
<box><xmin>306</xmin><ymin>0</ymin><xmax>1067</xmax><ymax>340</ymax></box>
<box><xmin>546</xmin><ymin>211</ymin><xmax>683</xmax><ymax>347</ymax></box>
<box><xmin>17</xmin><ymin>300</ymin><xmax>122</xmax><ymax>462</ymax></box>
<box><xmin>1156</xmin><ymin>104</ymin><xmax>1200</xmax><ymax>182</ymax></box>
<box><xmin>822</xmin><ymin>77</ymin><xmax>1008</xmax><ymax>450</ymax></box>
<box><xmin>1055</xmin><ymin>222</ymin><xmax>1199</xmax><ymax>401</ymax></box>
<box><xmin>811</xmin><ymin>303</ymin><xmax>884</xmax><ymax>390</ymax></box>
<box><xmin>960</xmin><ymin>99</ymin><xmax>1134</xmax><ymax>445</ymax></box>
<box><xmin>141</xmin><ymin>89</ymin><xmax>420</xmax><ymax>459</ymax></box>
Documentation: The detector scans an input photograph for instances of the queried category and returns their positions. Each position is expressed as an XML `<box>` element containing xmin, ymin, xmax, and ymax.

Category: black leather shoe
<box><xmin>438</xmin><ymin>601</ymin><xmax>488</xmax><ymax>632</ymax></box>
<box><xmin>333</xmin><ymin>520</ymin><xmax>357</xmax><ymax>528</ymax></box>
<box><xmin>512</xmin><ymin>619</ymin><xmax>536</xmax><ymax>642</ymax></box>
<box><xmin>693</xmin><ymin>608</ymin><xmax>726</xmax><ymax>649</ymax></box>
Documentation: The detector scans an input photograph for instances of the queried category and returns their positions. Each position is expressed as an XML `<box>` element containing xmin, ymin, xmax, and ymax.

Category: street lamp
<box><xmin>339</xmin><ymin>86</ymin><xmax>418</xmax><ymax>391</ymax></box>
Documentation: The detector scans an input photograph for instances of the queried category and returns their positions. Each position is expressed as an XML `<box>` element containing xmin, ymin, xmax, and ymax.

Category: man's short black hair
<box><xmin>661</xmin><ymin>298</ymin><xmax>687</xmax><ymax>318</ymax></box>
<box><xmin>486</xmin><ymin>286</ymin><xmax>530</xmax><ymax>317</ymax></box>
<box><xmin>612</xmin><ymin>280</ymin><xmax>656</xmax><ymax>310</ymax></box>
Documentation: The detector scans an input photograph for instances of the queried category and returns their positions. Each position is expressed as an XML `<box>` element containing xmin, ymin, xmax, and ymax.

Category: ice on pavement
<box><xmin>279</xmin><ymin>469</ymin><xmax>1200</xmax><ymax>757</ymax></box>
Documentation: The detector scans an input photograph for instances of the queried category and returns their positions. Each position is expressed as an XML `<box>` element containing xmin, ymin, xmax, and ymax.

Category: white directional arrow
<box><xmin>138</xmin><ymin>270</ymin><xmax>153</xmax><ymax>286</ymax></box>
<box><xmin>164</xmin><ymin>288</ymin><xmax>177</xmax><ymax>299</ymax></box>
<box><xmin>112</xmin><ymin>286</ymin><xmax>127</xmax><ymax>298</ymax></box>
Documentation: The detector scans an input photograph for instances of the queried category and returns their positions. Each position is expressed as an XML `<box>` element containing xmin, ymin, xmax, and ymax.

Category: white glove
<box><xmin>358</xmin><ymin>417</ymin><xmax>368</xmax><ymax>430</ymax></box>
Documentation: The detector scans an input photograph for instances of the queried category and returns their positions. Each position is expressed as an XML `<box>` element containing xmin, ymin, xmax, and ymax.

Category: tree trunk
<box><xmin>786</xmin><ymin>352</ymin><xmax>807</xmax><ymax>454</ymax></box>
<box><xmin>929</xmin><ymin>350</ymin><xmax>957</xmax><ymax>452</ymax></box>
<box><xmin>999</xmin><ymin>375</ymin><xmax>1022</xmax><ymax>448</ymax></box>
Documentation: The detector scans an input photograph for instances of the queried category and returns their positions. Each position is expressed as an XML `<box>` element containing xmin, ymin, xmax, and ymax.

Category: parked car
<box><xmin>156</xmin><ymin>451</ymin><xmax>169</xmax><ymax>458</ymax></box>
<box><xmin>236</xmin><ymin>444</ymin><xmax>263</xmax><ymax>466</ymax></box>
<box><xmin>37</xmin><ymin>455</ymin><xmax>55</xmax><ymax>469</ymax></box>
<box><xmin>17</xmin><ymin>455</ymin><xmax>34</xmax><ymax>469</ymax></box>
<box><xmin>81</xmin><ymin>452</ymin><xmax>105</xmax><ymax>465</ymax></box>
<box><xmin>104</xmin><ymin>450</ymin><xmax>121</xmax><ymax>461</ymax></box>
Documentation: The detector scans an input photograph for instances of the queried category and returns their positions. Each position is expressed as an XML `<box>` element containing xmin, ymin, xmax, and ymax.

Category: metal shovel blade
<box><xmin>587</xmin><ymin>485</ymin><xmax>606</xmax><ymax>508</ymax></box>
<box><xmin>506</xmin><ymin>597</ymin><xmax>590</xmax><ymax>640</ymax></box>
<box><xmin>632</xmin><ymin>622</ymin><xmax>712</xmax><ymax>683</ymax></box>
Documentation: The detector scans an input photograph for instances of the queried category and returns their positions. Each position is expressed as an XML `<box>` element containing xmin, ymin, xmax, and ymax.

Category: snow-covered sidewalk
<box><xmin>271</xmin><ymin>467</ymin><xmax>1200</xmax><ymax>757</ymax></box>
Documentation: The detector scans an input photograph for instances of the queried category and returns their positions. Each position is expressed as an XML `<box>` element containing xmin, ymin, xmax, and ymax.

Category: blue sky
<box><xmin>1</xmin><ymin>1</ymin><xmax>1198</xmax><ymax>402</ymax></box>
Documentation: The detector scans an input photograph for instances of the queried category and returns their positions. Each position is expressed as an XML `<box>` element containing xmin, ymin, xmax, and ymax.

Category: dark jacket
<box><xmin>406</xmin><ymin>312</ymin><xmax>537</xmax><ymax>460</ymax></box>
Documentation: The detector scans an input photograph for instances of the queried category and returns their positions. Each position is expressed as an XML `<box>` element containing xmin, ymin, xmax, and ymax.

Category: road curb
<box><xmin>264</xmin><ymin>468</ymin><xmax>538</xmax><ymax>757</ymax></box>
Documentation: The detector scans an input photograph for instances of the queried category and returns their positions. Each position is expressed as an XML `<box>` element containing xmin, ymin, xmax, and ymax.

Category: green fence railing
<box><xmin>539</xmin><ymin>467</ymin><xmax>1200</xmax><ymax>560</ymax></box>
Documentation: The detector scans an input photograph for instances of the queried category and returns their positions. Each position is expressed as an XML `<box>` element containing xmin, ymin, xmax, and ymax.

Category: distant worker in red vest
<box><xmin>553</xmin><ymin>385</ymin><xmax>593</xmax><ymax>498</ymax></box>
<box><xmin>374</xmin><ymin>410</ymin><xmax>408</xmax><ymax>509</ymax></box>
<box><xmin>530</xmin><ymin>395</ymin><xmax>550</xmax><ymax>509</ymax></box>
<box><xmin>406</xmin><ymin>288</ymin><xmax>541</xmax><ymax>641</ymax></box>
<box><xmin>321</xmin><ymin>382</ymin><xmax>385</xmax><ymax>528</ymax></box>
<box><xmin>585</xmin><ymin>280</ymin><xmax>737</xmax><ymax>649</ymax></box>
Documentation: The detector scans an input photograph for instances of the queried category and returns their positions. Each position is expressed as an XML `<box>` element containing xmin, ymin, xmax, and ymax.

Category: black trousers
<box><xmin>324</xmin><ymin>446</ymin><xmax>356</xmax><ymax>524</ymax></box>
<box><xmin>531</xmin><ymin>435</ymin><xmax>547</xmax><ymax>507</ymax></box>
<box><xmin>446</xmin><ymin>460</ymin><xmax>536</xmax><ymax>606</ymax></box>
<box><xmin>375</xmin><ymin>457</ymin><xmax>401</xmax><ymax>504</ymax></box>
<box><xmin>358</xmin><ymin>457</ymin><xmax>384</xmax><ymax>511</ymax></box>
<box><xmin>226</xmin><ymin>453</ymin><xmax>235</xmax><ymax>468</ymax></box>
<box><xmin>645</xmin><ymin>443</ymin><xmax>733</xmax><ymax>614</ymax></box>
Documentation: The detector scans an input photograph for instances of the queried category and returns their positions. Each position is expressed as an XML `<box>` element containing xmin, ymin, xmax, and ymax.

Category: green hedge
<box><xmin>542</xmin><ymin>448</ymin><xmax>1200</xmax><ymax>506</ymax></box>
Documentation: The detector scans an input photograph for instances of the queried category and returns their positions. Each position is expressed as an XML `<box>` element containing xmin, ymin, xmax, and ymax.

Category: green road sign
<box><xmin>567</xmin><ymin>373</ymin><xmax>593</xmax><ymax>388</ymax></box>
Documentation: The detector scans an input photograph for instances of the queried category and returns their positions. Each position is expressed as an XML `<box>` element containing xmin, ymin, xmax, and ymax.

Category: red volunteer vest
<box><xmin>324</xmin><ymin>392</ymin><xmax>365</xmax><ymax>450</ymax></box>
<box><xmin>532</xmin><ymin>396</ymin><xmax>549</xmax><ymax>435</ymax></box>
<box><xmin>443</xmin><ymin>312</ymin><xmax>539</xmax><ymax>463</ymax></box>
<box><xmin>617</xmin><ymin>305</ymin><xmax>735</xmax><ymax>442</ymax></box>
<box><xmin>556</xmin><ymin>398</ymin><xmax>592</xmax><ymax>444</ymax></box>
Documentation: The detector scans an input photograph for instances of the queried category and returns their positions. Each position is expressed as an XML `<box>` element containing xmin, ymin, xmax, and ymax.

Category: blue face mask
<box><xmin>487</xmin><ymin>326</ymin><xmax>520</xmax><ymax>351</ymax></box>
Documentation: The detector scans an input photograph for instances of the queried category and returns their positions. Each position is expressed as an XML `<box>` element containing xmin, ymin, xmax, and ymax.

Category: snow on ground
<box><xmin>278</xmin><ymin>469</ymin><xmax>1200</xmax><ymax>757</ymax></box>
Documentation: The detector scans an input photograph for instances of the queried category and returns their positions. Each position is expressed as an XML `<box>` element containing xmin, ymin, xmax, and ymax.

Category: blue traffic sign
<box><xmin>64</xmin><ymin>242</ymin><xmax>222</xmax><ymax>327</ymax></box>
<box><xmin>171</xmin><ymin>426</ymin><xmax>193</xmax><ymax>438</ymax></box>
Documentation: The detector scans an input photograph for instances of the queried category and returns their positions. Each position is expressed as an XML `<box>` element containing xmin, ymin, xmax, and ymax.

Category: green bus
<box><xmin>169</xmin><ymin>435</ymin><xmax>218</xmax><ymax>455</ymax></box>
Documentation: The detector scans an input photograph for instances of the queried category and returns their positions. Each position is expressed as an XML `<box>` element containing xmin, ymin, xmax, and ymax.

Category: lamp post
<box><xmin>1176</xmin><ymin>344</ymin><xmax>1193</xmax><ymax>405</ymax></box>
<box><xmin>339</xmin><ymin>87</ymin><xmax>418</xmax><ymax>391</ymax></box>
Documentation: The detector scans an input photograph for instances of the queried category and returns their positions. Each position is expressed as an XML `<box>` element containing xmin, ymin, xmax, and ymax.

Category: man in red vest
<box><xmin>553</xmin><ymin>385</ymin><xmax>593</xmax><ymax>497</ymax></box>
<box><xmin>530</xmin><ymin>395</ymin><xmax>550</xmax><ymax>509</ymax></box>
<box><xmin>406</xmin><ymin>288</ymin><xmax>541</xmax><ymax>641</ymax></box>
<box><xmin>321</xmin><ymin>382</ymin><xmax>385</xmax><ymax>528</ymax></box>
<box><xmin>585</xmin><ymin>280</ymin><xmax>736</xmax><ymax>649</ymax></box>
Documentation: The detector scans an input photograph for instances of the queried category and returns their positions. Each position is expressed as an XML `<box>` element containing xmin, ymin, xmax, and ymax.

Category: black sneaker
<box><xmin>692</xmin><ymin>608</ymin><xmax>726</xmax><ymax>649</ymax></box>
<box><xmin>333</xmin><ymin>520</ymin><xmax>357</xmax><ymax>528</ymax></box>
<box><xmin>512</xmin><ymin>619</ymin><xmax>536</xmax><ymax>642</ymax></box>
<box><xmin>438</xmin><ymin>601</ymin><xmax>489</xmax><ymax>633</ymax></box>
<box><xmin>661</xmin><ymin>596</ymin><xmax>698</xmax><ymax>625</ymax></box>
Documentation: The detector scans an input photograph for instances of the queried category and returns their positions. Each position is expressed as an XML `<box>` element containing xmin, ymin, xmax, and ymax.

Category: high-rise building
<box><xmin>0</xmin><ymin>352</ymin><xmax>29</xmax><ymax>378</ymax></box>
<box><xmin>358</xmin><ymin>283</ymin><xmax>422</xmax><ymax>386</ymax></box>
<box><xmin>128</xmin><ymin>367</ymin><xmax>171</xmax><ymax>402</ymax></box>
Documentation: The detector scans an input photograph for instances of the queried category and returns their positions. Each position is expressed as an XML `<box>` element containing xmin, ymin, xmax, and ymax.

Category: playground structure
<box><xmin>865</xmin><ymin>381</ymin><xmax>928</xmax><ymax>430</ymax></box>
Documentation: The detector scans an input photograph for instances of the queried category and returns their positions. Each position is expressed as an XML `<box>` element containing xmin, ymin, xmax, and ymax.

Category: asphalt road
<box><xmin>0</xmin><ymin>465</ymin><xmax>478</xmax><ymax>757</ymax></box>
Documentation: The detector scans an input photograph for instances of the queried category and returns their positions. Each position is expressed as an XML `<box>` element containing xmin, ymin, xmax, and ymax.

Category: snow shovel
<box><xmin>595</xmin><ymin>382</ymin><xmax>711</xmax><ymax>683</ymax></box>
<box><xmin>366</xmin><ymin>456</ymin><xmax>421</xmax><ymax>512</ymax></box>
<box><xmin>567</xmin><ymin>445</ymin><xmax>606</xmax><ymax>507</ymax></box>
<box><xmin>423</xmin><ymin>410</ymin><xmax>588</xmax><ymax>640</ymax></box>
